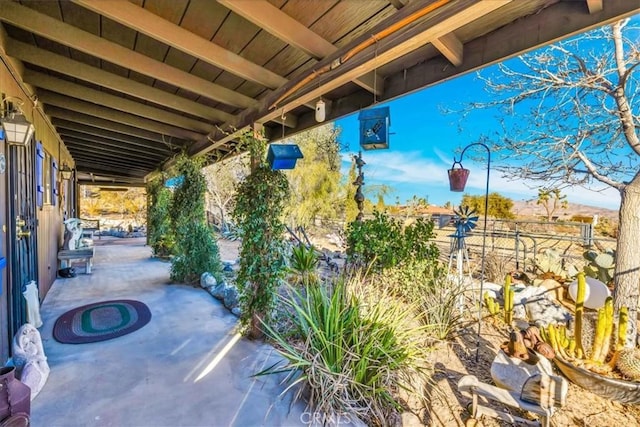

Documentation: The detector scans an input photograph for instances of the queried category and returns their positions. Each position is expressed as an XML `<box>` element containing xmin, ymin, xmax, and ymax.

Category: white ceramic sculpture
<box><xmin>63</xmin><ymin>218</ymin><xmax>85</xmax><ymax>250</ymax></box>
<box><xmin>12</xmin><ymin>324</ymin><xmax>49</xmax><ymax>400</ymax></box>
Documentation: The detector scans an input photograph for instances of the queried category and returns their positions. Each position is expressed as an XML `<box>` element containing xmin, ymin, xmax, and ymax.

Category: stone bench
<box><xmin>57</xmin><ymin>247</ymin><xmax>95</xmax><ymax>274</ymax></box>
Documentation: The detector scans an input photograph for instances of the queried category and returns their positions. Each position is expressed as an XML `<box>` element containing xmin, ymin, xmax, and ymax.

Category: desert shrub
<box><xmin>483</xmin><ymin>251</ymin><xmax>516</xmax><ymax>283</ymax></box>
<box><xmin>346</xmin><ymin>211</ymin><xmax>438</xmax><ymax>271</ymax></box>
<box><xmin>377</xmin><ymin>259</ymin><xmax>466</xmax><ymax>341</ymax></box>
<box><xmin>260</xmin><ymin>273</ymin><xmax>430</xmax><ymax>425</ymax></box>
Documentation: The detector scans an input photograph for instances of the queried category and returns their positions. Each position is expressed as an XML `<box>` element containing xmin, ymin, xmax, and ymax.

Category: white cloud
<box><xmin>342</xmin><ymin>150</ymin><xmax>449</xmax><ymax>186</ymax></box>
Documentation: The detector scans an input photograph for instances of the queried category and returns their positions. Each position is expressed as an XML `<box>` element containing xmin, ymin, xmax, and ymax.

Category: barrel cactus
<box><xmin>616</xmin><ymin>348</ymin><xmax>640</xmax><ymax>381</ymax></box>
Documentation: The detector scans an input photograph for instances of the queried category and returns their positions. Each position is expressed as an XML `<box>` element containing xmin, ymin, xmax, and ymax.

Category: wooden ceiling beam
<box><xmin>71</xmin><ymin>152</ymin><xmax>154</xmax><ymax>172</ymax></box>
<box><xmin>24</xmin><ymin>71</ymin><xmax>215</xmax><ymax>135</ymax></box>
<box><xmin>388</xmin><ymin>0</ymin><xmax>409</xmax><ymax>10</ymax></box>
<box><xmin>384</xmin><ymin>0</ymin><xmax>639</xmax><ymax>101</ymax></box>
<box><xmin>64</xmin><ymin>140</ymin><xmax>161</xmax><ymax>166</ymax></box>
<box><xmin>45</xmin><ymin>106</ymin><xmax>184</xmax><ymax>144</ymax></box>
<box><xmin>58</xmin><ymin>129</ymin><xmax>173</xmax><ymax>156</ymax></box>
<box><xmin>431</xmin><ymin>32</ymin><xmax>463</xmax><ymax>66</ymax></box>
<box><xmin>192</xmin><ymin>0</ymin><xmax>510</xmax><ymax>156</ymax></box>
<box><xmin>52</xmin><ymin>119</ymin><xmax>177</xmax><ymax>151</ymax></box>
<box><xmin>217</xmin><ymin>0</ymin><xmax>383</xmax><ymax>96</ymax></box>
<box><xmin>38</xmin><ymin>91</ymin><xmax>204</xmax><ymax>140</ymax></box>
<box><xmin>0</xmin><ymin>1</ymin><xmax>255</xmax><ymax>109</ymax></box>
<box><xmin>7</xmin><ymin>40</ymin><xmax>234</xmax><ymax>124</ymax></box>
<box><xmin>62</xmin><ymin>135</ymin><xmax>169</xmax><ymax>160</ymax></box>
<box><xmin>71</xmin><ymin>0</ymin><xmax>287</xmax><ymax>90</ymax></box>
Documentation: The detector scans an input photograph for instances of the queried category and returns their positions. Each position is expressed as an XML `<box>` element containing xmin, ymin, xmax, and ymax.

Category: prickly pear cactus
<box><xmin>583</xmin><ymin>249</ymin><xmax>615</xmax><ymax>285</ymax></box>
<box><xmin>616</xmin><ymin>348</ymin><xmax>640</xmax><ymax>381</ymax></box>
<box><xmin>533</xmin><ymin>248</ymin><xmax>565</xmax><ymax>278</ymax></box>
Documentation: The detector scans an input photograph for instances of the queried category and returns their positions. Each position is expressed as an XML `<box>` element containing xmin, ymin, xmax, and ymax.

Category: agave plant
<box><xmin>289</xmin><ymin>244</ymin><xmax>319</xmax><ymax>286</ymax></box>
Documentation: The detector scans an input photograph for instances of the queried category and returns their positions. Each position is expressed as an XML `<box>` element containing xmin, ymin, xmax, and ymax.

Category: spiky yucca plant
<box><xmin>258</xmin><ymin>272</ymin><xmax>430</xmax><ymax>425</ymax></box>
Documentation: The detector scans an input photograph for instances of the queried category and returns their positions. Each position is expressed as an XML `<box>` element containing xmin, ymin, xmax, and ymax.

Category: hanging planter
<box><xmin>448</xmin><ymin>161</ymin><xmax>470</xmax><ymax>192</ymax></box>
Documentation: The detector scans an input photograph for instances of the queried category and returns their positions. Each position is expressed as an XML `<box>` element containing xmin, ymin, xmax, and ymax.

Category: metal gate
<box><xmin>6</xmin><ymin>140</ymin><xmax>38</xmax><ymax>342</ymax></box>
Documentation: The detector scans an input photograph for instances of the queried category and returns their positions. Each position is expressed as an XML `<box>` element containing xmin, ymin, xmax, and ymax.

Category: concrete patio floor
<box><xmin>31</xmin><ymin>237</ymin><xmax>307</xmax><ymax>427</ymax></box>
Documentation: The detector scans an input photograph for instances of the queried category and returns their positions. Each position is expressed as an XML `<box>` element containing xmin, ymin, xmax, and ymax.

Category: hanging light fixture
<box><xmin>60</xmin><ymin>164</ymin><xmax>73</xmax><ymax>181</ymax></box>
<box><xmin>315</xmin><ymin>98</ymin><xmax>326</xmax><ymax>122</ymax></box>
<box><xmin>1</xmin><ymin>98</ymin><xmax>35</xmax><ymax>146</ymax></box>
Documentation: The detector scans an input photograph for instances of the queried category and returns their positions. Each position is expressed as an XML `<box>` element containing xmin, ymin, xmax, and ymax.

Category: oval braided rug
<box><xmin>53</xmin><ymin>300</ymin><xmax>151</xmax><ymax>344</ymax></box>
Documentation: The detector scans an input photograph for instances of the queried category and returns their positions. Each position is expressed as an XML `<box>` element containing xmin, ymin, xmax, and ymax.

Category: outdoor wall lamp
<box><xmin>0</xmin><ymin>97</ymin><xmax>35</xmax><ymax>146</ymax></box>
<box><xmin>60</xmin><ymin>164</ymin><xmax>73</xmax><ymax>181</ymax></box>
<box><xmin>267</xmin><ymin>143</ymin><xmax>304</xmax><ymax>170</ymax></box>
<box><xmin>448</xmin><ymin>142</ymin><xmax>491</xmax><ymax>362</ymax></box>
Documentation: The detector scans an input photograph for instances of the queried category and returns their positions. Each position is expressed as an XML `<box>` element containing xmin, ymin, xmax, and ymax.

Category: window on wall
<box><xmin>43</xmin><ymin>150</ymin><xmax>52</xmax><ymax>205</ymax></box>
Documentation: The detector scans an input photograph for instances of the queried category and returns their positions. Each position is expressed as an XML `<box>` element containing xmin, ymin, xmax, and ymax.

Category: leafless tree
<box><xmin>203</xmin><ymin>155</ymin><xmax>248</xmax><ymax>232</ymax></box>
<box><xmin>466</xmin><ymin>19</ymin><xmax>640</xmax><ymax>346</ymax></box>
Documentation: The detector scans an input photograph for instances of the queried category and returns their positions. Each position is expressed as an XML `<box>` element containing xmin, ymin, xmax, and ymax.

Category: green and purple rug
<box><xmin>53</xmin><ymin>300</ymin><xmax>151</xmax><ymax>344</ymax></box>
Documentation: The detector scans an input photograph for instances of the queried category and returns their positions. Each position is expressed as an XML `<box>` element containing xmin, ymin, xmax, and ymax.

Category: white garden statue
<box><xmin>12</xmin><ymin>324</ymin><xmax>50</xmax><ymax>400</ymax></box>
<box><xmin>63</xmin><ymin>218</ymin><xmax>88</xmax><ymax>250</ymax></box>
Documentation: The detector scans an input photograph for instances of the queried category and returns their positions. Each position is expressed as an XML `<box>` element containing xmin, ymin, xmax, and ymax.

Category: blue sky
<box><xmin>334</xmin><ymin>20</ymin><xmax>640</xmax><ymax>211</ymax></box>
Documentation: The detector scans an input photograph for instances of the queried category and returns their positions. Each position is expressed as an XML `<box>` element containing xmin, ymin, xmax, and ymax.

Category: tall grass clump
<box><xmin>378</xmin><ymin>259</ymin><xmax>466</xmax><ymax>342</ymax></box>
<box><xmin>259</xmin><ymin>272</ymin><xmax>430</xmax><ymax>425</ymax></box>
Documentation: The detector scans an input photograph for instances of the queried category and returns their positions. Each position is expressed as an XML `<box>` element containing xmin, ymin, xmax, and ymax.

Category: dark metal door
<box><xmin>6</xmin><ymin>140</ymin><xmax>38</xmax><ymax>341</ymax></box>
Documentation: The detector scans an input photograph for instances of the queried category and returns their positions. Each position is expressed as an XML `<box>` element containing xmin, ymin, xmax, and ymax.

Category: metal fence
<box><xmin>435</xmin><ymin>218</ymin><xmax>616</xmax><ymax>279</ymax></box>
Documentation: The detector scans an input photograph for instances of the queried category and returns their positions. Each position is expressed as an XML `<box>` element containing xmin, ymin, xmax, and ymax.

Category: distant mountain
<box><xmin>511</xmin><ymin>200</ymin><xmax>618</xmax><ymax>221</ymax></box>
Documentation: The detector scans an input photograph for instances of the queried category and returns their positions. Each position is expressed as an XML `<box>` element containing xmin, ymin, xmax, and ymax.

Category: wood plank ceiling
<box><xmin>0</xmin><ymin>0</ymin><xmax>636</xmax><ymax>186</ymax></box>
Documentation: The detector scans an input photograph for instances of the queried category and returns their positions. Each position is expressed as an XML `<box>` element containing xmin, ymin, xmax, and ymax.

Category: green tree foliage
<box><xmin>232</xmin><ymin>130</ymin><xmax>290</xmax><ymax>332</ymax></box>
<box><xmin>461</xmin><ymin>192</ymin><xmax>514</xmax><ymax>219</ymax></box>
<box><xmin>536</xmin><ymin>188</ymin><xmax>568</xmax><ymax>221</ymax></box>
<box><xmin>286</xmin><ymin>124</ymin><xmax>342</xmax><ymax>229</ymax></box>
<box><xmin>346</xmin><ymin>210</ymin><xmax>439</xmax><ymax>271</ymax></box>
<box><xmin>147</xmin><ymin>178</ymin><xmax>174</xmax><ymax>258</ymax></box>
<box><xmin>169</xmin><ymin>154</ymin><xmax>222</xmax><ymax>284</ymax></box>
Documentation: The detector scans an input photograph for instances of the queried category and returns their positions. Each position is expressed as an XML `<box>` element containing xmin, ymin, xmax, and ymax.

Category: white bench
<box><xmin>458</xmin><ymin>374</ymin><xmax>566</xmax><ymax>427</ymax></box>
<box><xmin>57</xmin><ymin>247</ymin><xmax>95</xmax><ymax>274</ymax></box>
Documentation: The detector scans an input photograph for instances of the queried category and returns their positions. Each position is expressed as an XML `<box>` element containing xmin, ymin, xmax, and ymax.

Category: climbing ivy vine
<box><xmin>169</xmin><ymin>154</ymin><xmax>222</xmax><ymax>284</ymax></box>
<box><xmin>232</xmin><ymin>130</ymin><xmax>290</xmax><ymax>334</ymax></box>
<box><xmin>146</xmin><ymin>177</ymin><xmax>175</xmax><ymax>258</ymax></box>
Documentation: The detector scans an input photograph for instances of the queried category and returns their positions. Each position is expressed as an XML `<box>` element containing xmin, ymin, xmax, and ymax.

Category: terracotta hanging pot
<box><xmin>448</xmin><ymin>161</ymin><xmax>470</xmax><ymax>192</ymax></box>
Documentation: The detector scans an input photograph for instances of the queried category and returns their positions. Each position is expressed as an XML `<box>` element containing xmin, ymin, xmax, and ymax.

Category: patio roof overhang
<box><xmin>0</xmin><ymin>0</ymin><xmax>636</xmax><ymax>187</ymax></box>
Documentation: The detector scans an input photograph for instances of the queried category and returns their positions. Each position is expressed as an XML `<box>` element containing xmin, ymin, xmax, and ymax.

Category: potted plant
<box><xmin>542</xmin><ymin>273</ymin><xmax>640</xmax><ymax>404</ymax></box>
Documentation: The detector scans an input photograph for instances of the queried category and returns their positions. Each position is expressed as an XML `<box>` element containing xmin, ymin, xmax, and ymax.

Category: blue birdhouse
<box><xmin>358</xmin><ymin>107</ymin><xmax>390</xmax><ymax>150</ymax></box>
<box><xmin>267</xmin><ymin>144</ymin><xmax>304</xmax><ymax>170</ymax></box>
